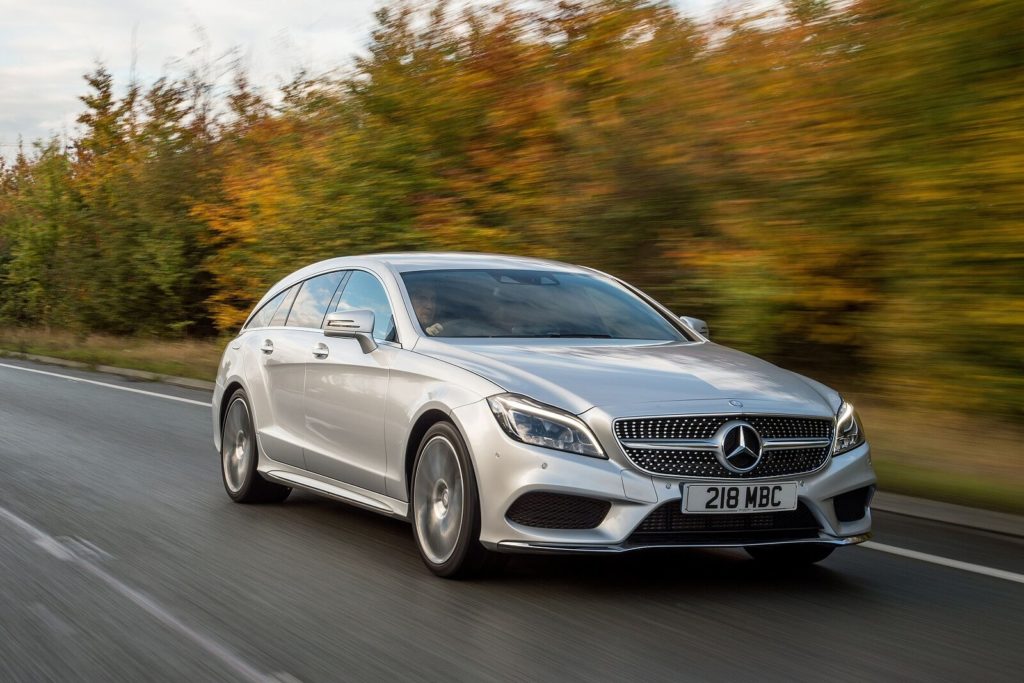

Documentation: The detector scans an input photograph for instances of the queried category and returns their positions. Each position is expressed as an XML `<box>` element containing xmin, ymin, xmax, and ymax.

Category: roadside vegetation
<box><xmin>852</xmin><ymin>400</ymin><xmax>1023</xmax><ymax>515</ymax></box>
<box><xmin>0</xmin><ymin>1</ymin><xmax>1019</xmax><ymax>509</ymax></box>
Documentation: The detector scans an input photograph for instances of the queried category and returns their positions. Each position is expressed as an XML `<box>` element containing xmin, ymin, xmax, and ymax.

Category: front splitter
<box><xmin>495</xmin><ymin>533</ymin><xmax>871</xmax><ymax>555</ymax></box>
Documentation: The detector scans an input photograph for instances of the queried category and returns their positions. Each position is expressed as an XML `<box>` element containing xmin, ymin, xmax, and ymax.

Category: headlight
<box><xmin>487</xmin><ymin>394</ymin><xmax>605</xmax><ymax>458</ymax></box>
<box><xmin>833</xmin><ymin>401</ymin><xmax>866</xmax><ymax>455</ymax></box>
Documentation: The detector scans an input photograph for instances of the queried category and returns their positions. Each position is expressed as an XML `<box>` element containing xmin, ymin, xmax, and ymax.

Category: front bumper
<box><xmin>451</xmin><ymin>400</ymin><xmax>876</xmax><ymax>554</ymax></box>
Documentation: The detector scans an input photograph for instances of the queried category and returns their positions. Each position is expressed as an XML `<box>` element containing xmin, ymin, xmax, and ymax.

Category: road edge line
<box><xmin>861</xmin><ymin>541</ymin><xmax>1024</xmax><ymax>585</ymax></box>
<box><xmin>0</xmin><ymin>361</ymin><xmax>211</xmax><ymax>407</ymax></box>
<box><xmin>0</xmin><ymin>350</ymin><xmax>215</xmax><ymax>391</ymax></box>
<box><xmin>0</xmin><ymin>505</ymin><xmax>276</xmax><ymax>682</ymax></box>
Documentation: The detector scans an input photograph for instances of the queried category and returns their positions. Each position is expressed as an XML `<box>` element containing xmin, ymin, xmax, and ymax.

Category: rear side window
<box><xmin>334</xmin><ymin>270</ymin><xmax>397</xmax><ymax>341</ymax></box>
<box><xmin>270</xmin><ymin>286</ymin><xmax>300</xmax><ymax>327</ymax></box>
<box><xmin>246</xmin><ymin>288</ymin><xmax>289</xmax><ymax>329</ymax></box>
<box><xmin>286</xmin><ymin>271</ymin><xmax>345</xmax><ymax>329</ymax></box>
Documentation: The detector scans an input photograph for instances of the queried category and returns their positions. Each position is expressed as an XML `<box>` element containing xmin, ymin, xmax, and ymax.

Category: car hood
<box><xmin>413</xmin><ymin>338</ymin><xmax>841</xmax><ymax>416</ymax></box>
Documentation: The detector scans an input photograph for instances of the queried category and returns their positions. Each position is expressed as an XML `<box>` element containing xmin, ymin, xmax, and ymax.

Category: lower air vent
<box><xmin>833</xmin><ymin>486</ymin><xmax>874</xmax><ymax>522</ymax></box>
<box><xmin>628</xmin><ymin>502</ymin><xmax>821</xmax><ymax>545</ymax></box>
<box><xmin>506</xmin><ymin>492</ymin><xmax>611</xmax><ymax>530</ymax></box>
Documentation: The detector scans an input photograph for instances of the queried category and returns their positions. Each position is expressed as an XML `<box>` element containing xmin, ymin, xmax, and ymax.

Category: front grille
<box><xmin>614</xmin><ymin>414</ymin><xmax>833</xmax><ymax>478</ymax></box>
<box><xmin>615</xmin><ymin>415</ymin><xmax>832</xmax><ymax>441</ymax></box>
<box><xmin>628</xmin><ymin>502</ymin><xmax>821</xmax><ymax>545</ymax></box>
<box><xmin>506</xmin><ymin>492</ymin><xmax>611</xmax><ymax>529</ymax></box>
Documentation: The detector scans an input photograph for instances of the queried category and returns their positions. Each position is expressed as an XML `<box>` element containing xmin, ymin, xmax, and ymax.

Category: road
<box><xmin>1</xmin><ymin>357</ymin><xmax>1021</xmax><ymax>682</ymax></box>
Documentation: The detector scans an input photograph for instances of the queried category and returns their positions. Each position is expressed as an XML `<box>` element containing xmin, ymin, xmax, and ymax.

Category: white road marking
<box><xmin>0</xmin><ymin>361</ymin><xmax>211</xmax><ymax>407</ymax></box>
<box><xmin>862</xmin><ymin>541</ymin><xmax>1024</xmax><ymax>585</ymax></box>
<box><xmin>0</xmin><ymin>505</ymin><xmax>280</xmax><ymax>683</ymax></box>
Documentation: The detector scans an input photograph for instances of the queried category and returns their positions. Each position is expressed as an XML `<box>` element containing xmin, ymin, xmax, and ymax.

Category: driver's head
<box><xmin>411</xmin><ymin>286</ymin><xmax>437</xmax><ymax>325</ymax></box>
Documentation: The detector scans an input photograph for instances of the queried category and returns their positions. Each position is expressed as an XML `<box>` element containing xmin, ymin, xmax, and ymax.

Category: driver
<box><xmin>411</xmin><ymin>285</ymin><xmax>444</xmax><ymax>336</ymax></box>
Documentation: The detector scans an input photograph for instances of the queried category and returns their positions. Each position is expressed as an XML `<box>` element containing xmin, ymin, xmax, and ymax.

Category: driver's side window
<box><xmin>333</xmin><ymin>271</ymin><xmax>397</xmax><ymax>342</ymax></box>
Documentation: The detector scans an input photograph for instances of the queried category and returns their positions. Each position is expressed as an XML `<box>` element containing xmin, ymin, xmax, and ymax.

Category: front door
<box><xmin>253</xmin><ymin>270</ymin><xmax>346</xmax><ymax>469</ymax></box>
<box><xmin>303</xmin><ymin>270</ymin><xmax>397</xmax><ymax>494</ymax></box>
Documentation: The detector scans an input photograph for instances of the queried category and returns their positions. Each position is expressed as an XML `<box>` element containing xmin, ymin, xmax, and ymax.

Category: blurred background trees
<box><xmin>0</xmin><ymin>0</ymin><xmax>1020</xmax><ymax>418</ymax></box>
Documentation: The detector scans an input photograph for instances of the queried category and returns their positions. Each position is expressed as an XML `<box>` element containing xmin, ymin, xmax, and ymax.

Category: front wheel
<box><xmin>410</xmin><ymin>422</ymin><xmax>498</xmax><ymax>579</ymax></box>
<box><xmin>221</xmin><ymin>389</ymin><xmax>291</xmax><ymax>504</ymax></box>
<box><xmin>744</xmin><ymin>543</ymin><xmax>835</xmax><ymax>566</ymax></box>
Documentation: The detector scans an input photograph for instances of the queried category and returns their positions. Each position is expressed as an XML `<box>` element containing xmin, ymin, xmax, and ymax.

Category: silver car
<box><xmin>213</xmin><ymin>253</ymin><xmax>875</xmax><ymax>577</ymax></box>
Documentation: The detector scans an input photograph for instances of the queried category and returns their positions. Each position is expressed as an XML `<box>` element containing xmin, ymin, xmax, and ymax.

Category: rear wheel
<box><xmin>744</xmin><ymin>543</ymin><xmax>835</xmax><ymax>565</ymax></box>
<box><xmin>221</xmin><ymin>389</ymin><xmax>291</xmax><ymax>504</ymax></box>
<box><xmin>410</xmin><ymin>422</ymin><xmax>498</xmax><ymax>578</ymax></box>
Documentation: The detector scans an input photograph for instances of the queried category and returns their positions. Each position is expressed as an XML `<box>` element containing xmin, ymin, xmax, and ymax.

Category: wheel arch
<box><xmin>219</xmin><ymin>381</ymin><xmax>246</xmax><ymax>433</ymax></box>
<box><xmin>404</xmin><ymin>408</ymin><xmax>453</xmax><ymax>499</ymax></box>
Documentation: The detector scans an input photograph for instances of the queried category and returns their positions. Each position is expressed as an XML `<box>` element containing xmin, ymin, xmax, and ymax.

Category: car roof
<box><xmin>318</xmin><ymin>252</ymin><xmax>591</xmax><ymax>274</ymax></box>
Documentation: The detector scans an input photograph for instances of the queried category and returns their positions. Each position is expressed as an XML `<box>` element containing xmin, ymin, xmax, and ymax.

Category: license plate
<box><xmin>682</xmin><ymin>483</ymin><xmax>798</xmax><ymax>514</ymax></box>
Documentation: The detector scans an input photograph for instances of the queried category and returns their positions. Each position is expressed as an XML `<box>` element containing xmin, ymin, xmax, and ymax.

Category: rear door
<box><xmin>248</xmin><ymin>271</ymin><xmax>347</xmax><ymax>469</ymax></box>
<box><xmin>303</xmin><ymin>270</ymin><xmax>397</xmax><ymax>494</ymax></box>
<box><xmin>245</xmin><ymin>284</ymin><xmax>307</xmax><ymax>468</ymax></box>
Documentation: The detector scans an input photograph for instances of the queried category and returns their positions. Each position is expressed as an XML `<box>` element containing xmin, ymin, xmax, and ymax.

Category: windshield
<box><xmin>401</xmin><ymin>269</ymin><xmax>686</xmax><ymax>340</ymax></box>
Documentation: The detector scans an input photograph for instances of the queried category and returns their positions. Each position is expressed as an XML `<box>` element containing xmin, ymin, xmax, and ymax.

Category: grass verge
<box><xmin>856</xmin><ymin>398</ymin><xmax>1023</xmax><ymax>515</ymax></box>
<box><xmin>872</xmin><ymin>460</ymin><xmax>1022</xmax><ymax>516</ymax></box>
<box><xmin>0</xmin><ymin>328</ymin><xmax>222</xmax><ymax>382</ymax></box>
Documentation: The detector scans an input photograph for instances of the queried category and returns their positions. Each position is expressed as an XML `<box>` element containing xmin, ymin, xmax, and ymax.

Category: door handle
<box><xmin>261</xmin><ymin>339</ymin><xmax>275</xmax><ymax>354</ymax></box>
<box><xmin>312</xmin><ymin>343</ymin><xmax>329</xmax><ymax>359</ymax></box>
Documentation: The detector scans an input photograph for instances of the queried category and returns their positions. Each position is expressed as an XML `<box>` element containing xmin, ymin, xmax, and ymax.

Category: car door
<box><xmin>246</xmin><ymin>284</ymin><xmax>307</xmax><ymax>468</ymax></box>
<box><xmin>303</xmin><ymin>269</ymin><xmax>397</xmax><ymax>494</ymax></box>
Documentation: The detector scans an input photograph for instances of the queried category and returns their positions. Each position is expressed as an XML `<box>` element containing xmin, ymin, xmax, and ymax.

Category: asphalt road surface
<box><xmin>1</xmin><ymin>358</ymin><xmax>1021</xmax><ymax>682</ymax></box>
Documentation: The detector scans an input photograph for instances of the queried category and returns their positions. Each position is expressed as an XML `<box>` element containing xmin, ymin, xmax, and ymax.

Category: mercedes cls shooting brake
<box><xmin>213</xmin><ymin>253</ymin><xmax>875</xmax><ymax>577</ymax></box>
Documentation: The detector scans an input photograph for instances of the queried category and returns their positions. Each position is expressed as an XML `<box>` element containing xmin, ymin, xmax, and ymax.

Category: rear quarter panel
<box><xmin>212</xmin><ymin>334</ymin><xmax>246</xmax><ymax>453</ymax></box>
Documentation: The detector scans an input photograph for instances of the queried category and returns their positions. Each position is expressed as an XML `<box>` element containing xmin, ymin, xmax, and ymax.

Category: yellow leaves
<box><xmin>414</xmin><ymin>194</ymin><xmax>513</xmax><ymax>253</ymax></box>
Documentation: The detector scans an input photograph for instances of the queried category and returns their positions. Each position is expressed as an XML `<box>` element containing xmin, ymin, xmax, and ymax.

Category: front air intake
<box><xmin>833</xmin><ymin>486</ymin><xmax>874</xmax><ymax>522</ymax></box>
<box><xmin>627</xmin><ymin>502</ymin><xmax>821</xmax><ymax>545</ymax></box>
<box><xmin>506</xmin><ymin>492</ymin><xmax>611</xmax><ymax>529</ymax></box>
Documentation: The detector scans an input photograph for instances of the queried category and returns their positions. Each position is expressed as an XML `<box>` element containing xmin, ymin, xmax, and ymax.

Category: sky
<box><xmin>0</xmin><ymin>0</ymin><xmax>732</xmax><ymax>160</ymax></box>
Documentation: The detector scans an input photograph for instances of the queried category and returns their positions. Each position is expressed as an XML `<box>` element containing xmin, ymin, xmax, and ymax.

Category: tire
<box><xmin>410</xmin><ymin>422</ymin><xmax>499</xmax><ymax>579</ymax></box>
<box><xmin>220</xmin><ymin>389</ymin><xmax>291</xmax><ymax>504</ymax></box>
<box><xmin>744</xmin><ymin>543</ymin><xmax>836</xmax><ymax>566</ymax></box>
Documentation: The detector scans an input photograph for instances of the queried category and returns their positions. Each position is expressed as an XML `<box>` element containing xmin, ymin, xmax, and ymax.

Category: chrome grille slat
<box><xmin>613</xmin><ymin>414</ymin><xmax>834</xmax><ymax>479</ymax></box>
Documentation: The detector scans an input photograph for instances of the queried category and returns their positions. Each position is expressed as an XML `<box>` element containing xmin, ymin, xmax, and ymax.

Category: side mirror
<box><xmin>679</xmin><ymin>315</ymin><xmax>710</xmax><ymax>339</ymax></box>
<box><xmin>324</xmin><ymin>309</ymin><xmax>377</xmax><ymax>353</ymax></box>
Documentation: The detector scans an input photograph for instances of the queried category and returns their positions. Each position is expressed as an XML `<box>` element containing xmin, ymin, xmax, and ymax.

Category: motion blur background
<box><xmin>0</xmin><ymin>0</ymin><xmax>1020</xmax><ymax>510</ymax></box>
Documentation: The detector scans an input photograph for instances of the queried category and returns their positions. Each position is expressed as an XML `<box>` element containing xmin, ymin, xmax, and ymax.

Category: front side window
<box><xmin>333</xmin><ymin>270</ymin><xmax>397</xmax><ymax>342</ymax></box>
<box><xmin>401</xmin><ymin>269</ymin><xmax>686</xmax><ymax>340</ymax></box>
<box><xmin>286</xmin><ymin>271</ymin><xmax>345</xmax><ymax>329</ymax></box>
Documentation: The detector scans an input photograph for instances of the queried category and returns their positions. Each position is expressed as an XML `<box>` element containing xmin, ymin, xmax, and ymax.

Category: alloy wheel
<box><xmin>413</xmin><ymin>435</ymin><xmax>465</xmax><ymax>564</ymax></box>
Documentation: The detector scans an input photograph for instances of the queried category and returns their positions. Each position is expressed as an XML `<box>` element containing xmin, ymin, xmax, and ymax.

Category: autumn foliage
<box><xmin>0</xmin><ymin>0</ymin><xmax>1021</xmax><ymax>417</ymax></box>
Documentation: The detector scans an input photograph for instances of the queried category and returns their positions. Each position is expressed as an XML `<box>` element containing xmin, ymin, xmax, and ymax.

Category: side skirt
<box><xmin>261</xmin><ymin>464</ymin><xmax>410</xmax><ymax>520</ymax></box>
